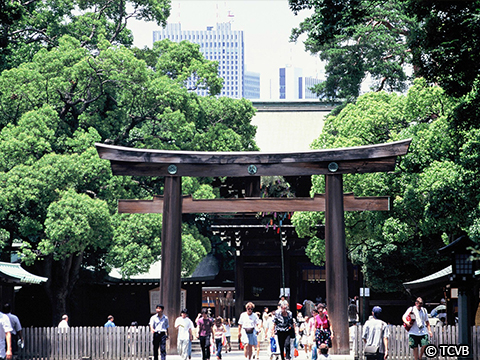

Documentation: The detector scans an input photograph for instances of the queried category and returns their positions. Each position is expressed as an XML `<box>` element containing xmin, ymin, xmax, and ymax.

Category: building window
<box><xmin>302</xmin><ymin>269</ymin><xmax>325</xmax><ymax>282</ymax></box>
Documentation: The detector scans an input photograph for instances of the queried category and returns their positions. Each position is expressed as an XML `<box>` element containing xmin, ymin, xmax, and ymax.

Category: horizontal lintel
<box><xmin>109</xmin><ymin>157</ymin><xmax>398</xmax><ymax>177</ymax></box>
<box><xmin>118</xmin><ymin>194</ymin><xmax>390</xmax><ymax>214</ymax></box>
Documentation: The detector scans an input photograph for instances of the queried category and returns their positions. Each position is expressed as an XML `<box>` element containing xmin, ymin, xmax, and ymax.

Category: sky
<box><xmin>128</xmin><ymin>0</ymin><xmax>325</xmax><ymax>99</ymax></box>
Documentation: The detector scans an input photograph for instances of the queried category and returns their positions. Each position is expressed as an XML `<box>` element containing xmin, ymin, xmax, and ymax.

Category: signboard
<box><xmin>280</xmin><ymin>288</ymin><xmax>290</xmax><ymax>297</ymax></box>
<box><xmin>149</xmin><ymin>287</ymin><xmax>186</xmax><ymax>314</ymax></box>
<box><xmin>360</xmin><ymin>287</ymin><xmax>370</xmax><ymax>297</ymax></box>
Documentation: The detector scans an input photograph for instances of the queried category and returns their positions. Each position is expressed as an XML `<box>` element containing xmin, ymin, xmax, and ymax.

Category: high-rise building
<box><xmin>244</xmin><ymin>71</ymin><xmax>260</xmax><ymax>99</ymax></box>
<box><xmin>153</xmin><ymin>23</ymin><xmax>245</xmax><ymax>98</ymax></box>
<box><xmin>303</xmin><ymin>76</ymin><xmax>323</xmax><ymax>99</ymax></box>
<box><xmin>279</xmin><ymin>66</ymin><xmax>323</xmax><ymax>100</ymax></box>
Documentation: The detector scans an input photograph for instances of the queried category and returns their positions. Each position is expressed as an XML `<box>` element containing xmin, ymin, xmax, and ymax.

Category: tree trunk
<box><xmin>41</xmin><ymin>252</ymin><xmax>84</xmax><ymax>325</ymax></box>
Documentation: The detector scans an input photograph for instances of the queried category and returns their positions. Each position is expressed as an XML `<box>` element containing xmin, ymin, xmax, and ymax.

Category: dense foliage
<box><xmin>0</xmin><ymin>0</ymin><xmax>171</xmax><ymax>71</ymax></box>
<box><xmin>289</xmin><ymin>0</ymin><xmax>480</xmax><ymax>103</ymax></box>
<box><xmin>292</xmin><ymin>79</ymin><xmax>480</xmax><ymax>292</ymax></box>
<box><xmin>0</xmin><ymin>28</ymin><xmax>257</xmax><ymax>322</ymax></box>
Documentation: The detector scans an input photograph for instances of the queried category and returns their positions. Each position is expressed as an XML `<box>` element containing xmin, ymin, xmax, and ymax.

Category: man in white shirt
<box><xmin>175</xmin><ymin>309</ymin><xmax>193</xmax><ymax>360</ymax></box>
<box><xmin>403</xmin><ymin>297</ymin><xmax>432</xmax><ymax>360</ymax></box>
<box><xmin>58</xmin><ymin>315</ymin><xmax>69</xmax><ymax>329</ymax></box>
<box><xmin>0</xmin><ymin>310</ymin><xmax>13</xmax><ymax>360</ymax></box>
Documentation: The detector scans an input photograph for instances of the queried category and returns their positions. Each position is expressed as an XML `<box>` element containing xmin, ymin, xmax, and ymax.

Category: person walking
<box><xmin>0</xmin><ymin>309</ymin><xmax>13</xmax><ymax>360</ymax></box>
<box><xmin>402</xmin><ymin>297</ymin><xmax>432</xmax><ymax>360</ymax></box>
<box><xmin>104</xmin><ymin>315</ymin><xmax>116</xmax><ymax>327</ymax></box>
<box><xmin>273</xmin><ymin>303</ymin><xmax>295</xmax><ymax>360</ymax></box>
<box><xmin>238</xmin><ymin>302</ymin><xmax>260</xmax><ymax>360</ymax></box>
<box><xmin>362</xmin><ymin>306</ymin><xmax>389</xmax><ymax>360</ymax></box>
<box><xmin>224</xmin><ymin>319</ymin><xmax>232</xmax><ymax>353</ymax></box>
<box><xmin>430</xmin><ymin>299</ymin><xmax>447</xmax><ymax>325</ymax></box>
<box><xmin>2</xmin><ymin>304</ymin><xmax>23</xmax><ymax>358</ymax></box>
<box><xmin>262</xmin><ymin>308</ymin><xmax>270</xmax><ymax>340</ymax></box>
<box><xmin>175</xmin><ymin>309</ymin><xmax>194</xmax><ymax>360</ymax></box>
<box><xmin>300</xmin><ymin>316</ymin><xmax>310</xmax><ymax>359</ymax></box>
<box><xmin>315</xmin><ymin>304</ymin><xmax>333</xmax><ymax>349</ymax></box>
<box><xmin>58</xmin><ymin>315</ymin><xmax>69</xmax><ymax>329</ymax></box>
<box><xmin>308</xmin><ymin>309</ymin><xmax>318</xmax><ymax>360</ymax></box>
<box><xmin>196</xmin><ymin>309</ymin><xmax>214</xmax><ymax>360</ymax></box>
<box><xmin>213</xmin><ymin>317</ymin><xmax>226</xmax><ymax>360</ymax></box>
<box><xmin>348</xmin><ymin>299</ymin><xmax>358</xmax><ymax>327</ymax></box>
<box><xmin>150</xmin><ymin>304</ymin><xmax>169</xmax><ymax>360</ymax></box>
<box><xmin>255</xmin><ymin>312</ymin><xmax>264</xmax><ymax>359</ymax></box>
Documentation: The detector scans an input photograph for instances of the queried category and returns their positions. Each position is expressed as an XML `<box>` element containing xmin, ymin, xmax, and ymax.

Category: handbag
<box><xmin>403</xmin><ymin>307</ymin><xmax>414</xmax><ymax>331</ymax></box>
<box><xmin>364</xmin><ymin>345</ymin><xmax>379</xmax><ymax>356</ymax></box>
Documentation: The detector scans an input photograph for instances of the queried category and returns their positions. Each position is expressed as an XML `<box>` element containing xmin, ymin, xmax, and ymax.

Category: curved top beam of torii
<box><xmin>95</xmin><ymin>138</ymin><xmax>411</xmax><ymax>177</ymax></box>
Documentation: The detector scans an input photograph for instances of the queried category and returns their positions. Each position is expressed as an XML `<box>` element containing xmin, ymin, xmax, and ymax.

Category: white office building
<box><xmin>153</xmin><ymin>23</ymin><xmax>244</xmax><ymax>98</ymax></box>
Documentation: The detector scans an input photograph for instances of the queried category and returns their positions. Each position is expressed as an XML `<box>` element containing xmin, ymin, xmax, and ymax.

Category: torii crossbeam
<box><xmin>96</xmin><ymin>139</ymin><xmax>411</xmax><ymax>355</ymax></box>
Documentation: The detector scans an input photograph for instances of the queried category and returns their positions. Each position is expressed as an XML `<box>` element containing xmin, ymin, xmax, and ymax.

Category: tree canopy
<box><xmin>289</xmin><ymin>0</ymin><xmax>480</xmax><ymax>102</ymax></box>
<box><xmin>0</xmin><ymin>0</ymin><xmax>171</xmax><ymax>70</ymax></box>
<box><xmin>0</xmin><ymin>29</ymin><xmax>257</xmax><ymax>323</ymax></box>
<box><xmin>292</xmin><ymin>78</ymin><xmax>480</xmax><ymax>292</ymax></box>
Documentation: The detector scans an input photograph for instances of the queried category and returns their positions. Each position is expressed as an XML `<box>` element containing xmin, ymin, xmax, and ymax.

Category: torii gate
<box><xmin>96</xmin><ymin>139</ymin><xmax>411</xmax><ymax>355</ymax></box>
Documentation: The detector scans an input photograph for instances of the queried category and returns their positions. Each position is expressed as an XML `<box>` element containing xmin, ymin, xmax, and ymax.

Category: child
<box><xmin>318</xmin><ymin>343</ymin><xmax>331</xmax><ymax>359</ymax></box>
<box><xmin>213</xmin><ymin>317</ymin><xmax>226</xmax><ymax>360</ymax></box>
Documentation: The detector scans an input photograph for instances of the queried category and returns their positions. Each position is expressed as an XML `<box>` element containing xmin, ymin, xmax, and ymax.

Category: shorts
<box><xmin>409</xmin><ymin>334</ymin><xmax>429</xmax><ymax>348</ymax></box>
<box><xmin>246</xmin><ymin>333</ymin><xmax>258</xmax><ymax>346</ymax></box>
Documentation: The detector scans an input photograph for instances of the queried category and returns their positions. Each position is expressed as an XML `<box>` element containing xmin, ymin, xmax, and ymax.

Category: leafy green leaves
<box><xmin>290</xmin><ymin>0</ymin><xmax>413</xmax><ymax>100</ymax></box>
<box><xmin>297</xmin><ymin>79</ymin><xmax>480</xmax><ymax>292</ymax></box>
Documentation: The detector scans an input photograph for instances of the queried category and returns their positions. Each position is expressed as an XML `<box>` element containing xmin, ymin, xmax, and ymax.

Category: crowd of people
<box><xmin>1</xmin><ymin>295</ymin><xmax>447</xmax><ymax>360</ymax></box>
<box><xmin>145</xmin><ymin>296</ymin><xmax>336</xmax><ymax>360</ymax></box>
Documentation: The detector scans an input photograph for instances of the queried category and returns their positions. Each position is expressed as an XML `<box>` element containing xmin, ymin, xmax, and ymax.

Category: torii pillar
<box><xmin>325</xmin><ymin>174</ymin><xmax>348</xmax><ymax>354</ymax></box>
<box><xmin>160</xmin><ymin>176</ymin><xmax>182</xmax><ymax>353</ymax></box>
<box><xmin>96</xmin><ymin>139</ymin><xmax>411</xmax><ymax>355</ymax></box>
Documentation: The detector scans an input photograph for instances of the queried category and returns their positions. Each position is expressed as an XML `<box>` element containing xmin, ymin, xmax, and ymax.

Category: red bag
<box><xmin>240</xmin><ymin>342</ymin><xmax>244</xmax><ymax>350</ymax></box>
<box><xmin>294</xmin><ymin>348</ymin><xmax>299</xmax><ymax>357</ymax></box>
<box><xmin>404</xmin><ymin>308</ymin><xmax>414</xmax><ymax>331</ymax></box>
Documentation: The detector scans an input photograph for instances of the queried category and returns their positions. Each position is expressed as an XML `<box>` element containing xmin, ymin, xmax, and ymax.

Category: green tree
<box><xmin>0</xmin><ymin>34</ymin><xmax>257</xmax><ymax>323</ymax></box>
<box><xmin>407</xmin><ymin>1</ymin><xmax>480</xmax><ymax>98</ymax></box>
<box><xmin>289</xmin><ymin>1</ymin><xmax>480</xmax><ymax>102</ymax></box>
<box><xmin>293</xmin><ymin>79</ymin><xmax>480</xmax><ymax>292</ymax></box>
<box><xmin>290</xmin><ymin>0</ymin><xmax>413</xmax><ymax>101</ymax></box>
<box><xmin>0</xmin><ymin>0</ymin><xmax>171</xmax><ymax>70</ymax></box>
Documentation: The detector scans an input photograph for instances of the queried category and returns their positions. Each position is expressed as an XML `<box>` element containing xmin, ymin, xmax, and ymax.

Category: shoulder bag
<box><xmin>364</xmin><ymin>345</ymin><xmax>379</xmax><ymax>356</ymax></box>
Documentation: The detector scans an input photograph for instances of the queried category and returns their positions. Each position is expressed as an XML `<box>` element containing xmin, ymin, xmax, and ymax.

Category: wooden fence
<box><xmin>19</xmin><ymin>326</ymin><xmax>153</xmax><ymax>360</ymax></box>
<box><xmin>353</xmin><ymin>324</ymin><xmax>480</xmax><ymax>360</ymax></box>
<box><xmin>17</xmin><ymin>324</ymin><xmax>480</xmax><ymax>359</ymax></box>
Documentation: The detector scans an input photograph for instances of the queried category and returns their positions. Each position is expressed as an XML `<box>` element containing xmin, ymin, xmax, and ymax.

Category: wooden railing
<box><xmin>353</xmin><ymin>324</ymin><xmax>480</xmax><ymax>360</ymax></box>
<box><xmin>19</xmin><ymin>326</ymin><xmax>153</xmax><ymax>359</ymax></box>
<box><xmin>17</xmin><ymin>324</ymin><xmax>480</xmax><ymax>359</ymax></box>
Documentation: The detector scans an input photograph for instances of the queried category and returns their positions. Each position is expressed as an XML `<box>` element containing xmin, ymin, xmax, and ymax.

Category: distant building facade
<box><xmin>302</xmin><ymin>76</ymin><xmax>323</xmax><ymax>99</ymax></box>
<box><xmin>279</xmin><ymin>66</ymin><xmax>323</xmax><ymax>100</ymax></box>
<box><xmin>244</xmin><ymin>71</ymin><xmax>260</xmax><ymax>99</ymax></box>
<box><xmin>153</xmin><ymin>23</ymin><xmax>245</xmax><ymax>98</ymax></box>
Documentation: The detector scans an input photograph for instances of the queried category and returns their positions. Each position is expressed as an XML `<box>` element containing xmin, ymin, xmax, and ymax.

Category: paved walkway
<box><xmin>165</xmin><ymin>346</ymin><xmax>354</xmax><ymax>360</ymax></box>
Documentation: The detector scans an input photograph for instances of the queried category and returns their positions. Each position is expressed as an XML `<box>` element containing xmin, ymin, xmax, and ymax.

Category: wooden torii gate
<box><xmin>96</xmin><ymin>139</ymin><xmax>411</xmax><ymax>355</ymax></box>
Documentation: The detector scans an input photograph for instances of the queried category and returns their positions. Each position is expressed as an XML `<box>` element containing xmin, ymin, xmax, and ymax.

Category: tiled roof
<box><xmin>0</xmin><ymin>262</ymin><xmax>48</xmax><ymax>284</ymax></box>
